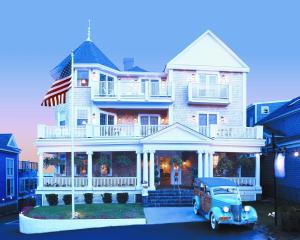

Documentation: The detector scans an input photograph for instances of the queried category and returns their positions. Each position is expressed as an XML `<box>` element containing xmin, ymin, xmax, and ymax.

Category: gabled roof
<box><xmin>0</xmin><ymin>134</ymin><xmax>20</xmax><ymax>153</ymax></box>
<box><xmin>258</xmin><ymin>96</ymin><xmax>300</xmax><ymax>125</ymax></box>
<box><xmin>126</xmin><ymin>66</ymin><xmax>148</xmax><ymax>72</ymax></box>
<box><xmin>140</xmin><ymin>122</ymin><xmax>211</xmax><ymax>144</ymax></box>
<box><xmin>51</xmin><ymin>40</ymin><xmax>119</xmax><ymax>78</ymax></box>
<box><xmin>166</xmin><ymin>30</ymin><xmax>249</xmax><ymax>72</ymax></box>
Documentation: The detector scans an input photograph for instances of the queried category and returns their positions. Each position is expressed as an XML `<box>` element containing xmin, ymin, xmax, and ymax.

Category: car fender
<box><xmin>246</xmin><ymin>206</ymin><xmax>258</xmax><ymax>220</ymax></box>
<box><xmin>209</xmin><ymin>207</ymin><xmax>223</xmax><ymax>221</ymax></box>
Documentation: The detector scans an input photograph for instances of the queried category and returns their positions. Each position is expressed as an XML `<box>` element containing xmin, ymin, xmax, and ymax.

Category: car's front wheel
<box><xmin>210</xmin><ymin>213</ymin><xmax>220</xmax><ymax>230</ymax></box>
<box><xmin>193</xmin><ymin>202</ymin><xmax>199</xmax><ymax>215</ymax></box>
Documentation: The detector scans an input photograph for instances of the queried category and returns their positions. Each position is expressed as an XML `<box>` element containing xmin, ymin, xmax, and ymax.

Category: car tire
<box><xmin>247</xmin><ymin>223</ymin><xmax>255</xmax><ymax>230</ymax></box>
<box><xmin>193</xmin><ymin>202</ymin><xmax>199</xmax><ymax>215</ymax></box>
<box><xmin>210</xmin><ymin>213</ymin><xmax>220</xmax><ymax>230</ymax></box>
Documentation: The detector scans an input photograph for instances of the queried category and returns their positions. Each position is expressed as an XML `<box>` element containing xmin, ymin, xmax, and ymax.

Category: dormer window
<box><xmin>77</xmin><ymin>70</ymin><xmax>89</xmax><ymax>87</ymax></box>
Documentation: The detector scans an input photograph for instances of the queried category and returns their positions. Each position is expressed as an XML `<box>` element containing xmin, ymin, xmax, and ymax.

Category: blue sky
<box><xmin>0</xmin><ymin>0</ymin><xmax>299</xmax><ymax>160</ymax></box>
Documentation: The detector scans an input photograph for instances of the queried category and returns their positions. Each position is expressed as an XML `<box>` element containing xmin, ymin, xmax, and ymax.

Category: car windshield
<box><xmin>213</xmin><ymin>187</ymin><xmax>238</xmax><ymax>195</ymax></box>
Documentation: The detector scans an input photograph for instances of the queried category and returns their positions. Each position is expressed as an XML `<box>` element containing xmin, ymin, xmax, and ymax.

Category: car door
<box><xmin>202</xmin><ymin>186</ymin><xmax>212</xmax><ymax>213</ymax></box>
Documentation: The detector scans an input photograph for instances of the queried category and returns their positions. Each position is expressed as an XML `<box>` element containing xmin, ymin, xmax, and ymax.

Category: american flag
<box><xmin>41</xmin><ymin>57</ymin><xmax>72</xmax><ymax>107</ymax></box>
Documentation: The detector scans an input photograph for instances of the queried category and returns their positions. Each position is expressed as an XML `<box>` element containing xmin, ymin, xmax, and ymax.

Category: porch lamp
<box><xmin>293</xmin><ymin>151</ymin><xmax>299</xmax><ymax>157</ymax></box>
<box><xmin>92</xmin><ymin>113</ymin><xmax>96</xmax><ymax>124</ymax></box>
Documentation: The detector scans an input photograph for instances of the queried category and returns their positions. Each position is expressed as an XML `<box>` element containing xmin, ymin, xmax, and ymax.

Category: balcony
<box><xmin>37</xmin><ymin>124</ymin><xmax>263</xmax><ymax>140</ymax></box>
<box><xmin>37</xmin><ymin>124</ymin><xmax>168</xmax><ymax>139</ymax></box>
<box><xmin>91</xmin><ymin>80</ymin><xmax>173</xmax><ymax>103</ymax></box>
<box><xmin>188</xmin><ymin>82</ymin><xmax>230</xmax><ymax>105</ymax></box>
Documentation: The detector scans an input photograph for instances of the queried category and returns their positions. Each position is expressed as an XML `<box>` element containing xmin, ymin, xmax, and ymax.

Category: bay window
<box><xmin>6</xmin><ymin>158</ymin><xmax>14</xmax><ymax>197</ymax></box>
<box><xmin>99</xmin><ymin>73</ymin><xmax>114</xmax><ymax>96</ymax></box>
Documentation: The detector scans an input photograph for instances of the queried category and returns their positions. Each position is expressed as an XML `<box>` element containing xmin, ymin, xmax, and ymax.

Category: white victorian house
<box><xmin>36</xmin><ymin>30</ymin><xmax>264</xmax><ymax>204</ymax></box>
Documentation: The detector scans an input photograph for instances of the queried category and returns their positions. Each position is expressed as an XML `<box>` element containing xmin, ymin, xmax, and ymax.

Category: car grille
<box><xmin>231</xmin><ymin>205</ymin><xmax>242</xmax><ymax>222</ymax></box>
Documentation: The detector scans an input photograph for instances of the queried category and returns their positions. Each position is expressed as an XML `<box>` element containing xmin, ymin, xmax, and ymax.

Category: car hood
<box><xmin>213</xmin><ymin>195</ymin><xmax>241</xmax><ymax>205</ymax></box>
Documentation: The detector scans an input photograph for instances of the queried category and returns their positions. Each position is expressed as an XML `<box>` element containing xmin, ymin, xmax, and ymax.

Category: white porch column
<box><xmin>38</xmin><ymin>152</ymin><xmax>44</xmax><ymax>188</ymax></box>
<box><xmin>255</xmin><ymin>153</ymin><xmax>261</xmax><ymax>187</ymax></box>
<box><xmin>143</xmin><ymin>151</ymin><xmax>149</xmax><ymax>185</ymax></box>
<box><xmin>204</xmin><ymin>151</ymin><xmax>209</xmax><ymax>177</ymax></box>
<box><xmin>209</xmin><ymin>152</ymin><xmax>215</xmax><ymax>177</ymax></box>
<box><xmin>149</xmin><ymin>150</ymin><xmax>156</xmax><ymax>190</ymax></box>
<box><xmin>136</xmin><ymin>151</ymin><xmax>142</xmax><ymax>188</ymax></box>
<box><xmin>87</xmin><ymin>151</ymin><xmax>93</xmax><ymax>188</ymax></box>
<box><xmin>197</xmin><ymin>150</ymin><xmax>203</xmax><ymax>178</ymax></box>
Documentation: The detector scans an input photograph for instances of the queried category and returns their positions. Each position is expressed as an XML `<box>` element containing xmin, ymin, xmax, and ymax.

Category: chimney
<box><xmin>123</xmin><ymin>57</ymin><xmax>134</xmax><ymax>71</ymax></box>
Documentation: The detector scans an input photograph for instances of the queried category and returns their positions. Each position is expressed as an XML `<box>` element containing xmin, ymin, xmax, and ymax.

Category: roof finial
<box><xmin>87</xmin><ymin>19</ymin><xmax>91</xmax><ymax>41</ymax></box>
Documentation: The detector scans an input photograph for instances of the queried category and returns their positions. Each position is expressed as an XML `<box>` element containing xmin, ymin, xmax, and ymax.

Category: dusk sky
<box><xmin>0</xmin><ymin>0</ymin><xmax>299</xmax><ymax>162</ymax></box>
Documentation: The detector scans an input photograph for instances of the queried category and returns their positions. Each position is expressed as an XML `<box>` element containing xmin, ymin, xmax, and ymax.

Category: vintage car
<box><xmin>193</xmin><ymin>178</ymin><xmax>257</xmax><ymax>230</ymax></box>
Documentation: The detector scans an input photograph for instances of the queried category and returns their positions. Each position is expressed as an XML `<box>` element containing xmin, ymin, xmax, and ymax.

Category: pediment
<box><xmin>167</xmin><ymin>30</ymin><xmax>249</xmax><ymax>72</ymax></box>
<box><xmin>141</xmin><ymin>123</ymin><xmax>211</xmax><ymax>144</ymax></box>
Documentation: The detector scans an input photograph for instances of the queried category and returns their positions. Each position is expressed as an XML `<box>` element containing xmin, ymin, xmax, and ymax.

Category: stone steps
<box><xmin>144</xmin><ymin>189</ymin><xmax>194</xmax><ymax>207</ymax></box>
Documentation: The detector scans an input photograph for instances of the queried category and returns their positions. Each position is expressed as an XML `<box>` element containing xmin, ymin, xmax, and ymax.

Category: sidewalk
<box><xmin>144</xmin><ymin>207</ymin><xmax>205</xmax><ymax>224</ymax></box>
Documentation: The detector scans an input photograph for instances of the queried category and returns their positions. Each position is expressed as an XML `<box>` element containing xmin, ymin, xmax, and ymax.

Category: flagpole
<box><xmin>70</xmin><ymin>52</ymin><xmax>75</xmax><ymax>219</ymax></box>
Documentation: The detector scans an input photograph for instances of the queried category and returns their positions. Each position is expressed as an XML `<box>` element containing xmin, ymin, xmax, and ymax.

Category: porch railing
<box><xmin>221</xmin><ymin>177</ymin><xmax>256</xmax><ymax>187</ymax></box>
<box><xmin>210</xmin><ymin>125</ymin><xmax>263</xmax><ymax>139</ymax></box>
<box><xmin>93</xmin><ymin>177</ymin><xmax>137</xmax><ymax>187</ymax></box>
<box><xmin>43</xmin><ymin>177</ymin><xmax>88</xmax><ymax>187</ymax></box>
<box><xmin>42</xmin><ymin>177</ymin><xmax>137</xmax><ymax>188</ymax></box>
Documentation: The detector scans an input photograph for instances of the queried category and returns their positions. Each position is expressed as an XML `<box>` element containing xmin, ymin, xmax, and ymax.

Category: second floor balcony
<box><xmin>188</xmin><ymin>82</ymin><xmax>230</xmax><ymax>105</ymax></box>
<box><xmin>37</xmin><ymin>124</ymin><xmax>263</xmax><ymax>140</ymax></box>
<box><xmin>91</xmin><ymin>80</ymin><xmax>173</xmax><ymax>103</ymax></box>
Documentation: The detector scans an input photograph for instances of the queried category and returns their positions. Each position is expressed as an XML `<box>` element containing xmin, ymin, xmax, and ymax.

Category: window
<box><xmin>59</xmin><ymin>110</ymin><xmax>66</xmax><ymax>126</ymax></box>
<box><xmin>100</xmin><ymin>112</ymin><xmax>115</xmax><ymax>125</ymax></box>
<box><xmin>140</xmin><ymin>79</ymin><xmax>147</xmax><ymax>94</ymax></box>
<box><xmin>139</xmin><ymin>114</ymin><xmax>160</xmax><ymax>136</ymax></box>
<box><xmin>261</xmin><ymin>106</ymin><xmax>270</xmax><ymax>114</ymax></box>
<box><xmin>198</xmin><ymin>73</ymin><xmax>219</xmax><ymax>97</ymax></box>
<box><xmin>77</xmin><ymin>109</ymin><xmax>88</xmax><ymax>126</ymax></box>
<box><xmin>99</xmin><ymin>74</ymin><xmax>114</xmax><ymax>96</ymax></box>
<box><xmin>139</xmin><ymin>79</ymin><xmax>160</xmax><ymax>96</ymax></box>
<box><xmin>77</xmin><ymin>70</ymin><xmax>89</xmax><ymax>87</ymax></box>
<box><xmin>199</xmin><ymin>113</ymin><xmax>218</xmax><ymax>126</ymax></box>
<box><xmin>99</xmin><ymin>153</ymin><xmax>112</xmax><ymax>176</ymax></box>
<box><xmin>6</xmin><ymin>158</ymin><xmax>14</xmax><ymax>197</ymax></box>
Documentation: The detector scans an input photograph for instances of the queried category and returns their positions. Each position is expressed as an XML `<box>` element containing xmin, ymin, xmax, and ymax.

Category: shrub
<box><xmin>63</xmin><ymin>194</ymin><xmax>72</xmax><ymax>205</ymax></box>
<box><xmin>84</xmin><ymin>193</ymin><xmax>93</xmax><ymax>204</ymax></box>
<box><xmin>117</xmin><ymin>193</ymin><xmax>129</xmax><ymax>204</ymax></box>
<box><xmin>45</xmin><ymin>194</ymin><xmax>58</xmax><ymax>206</ymax></box>
<box><xmin>101</xmin><ymin>193</ymin><xmax>112</xmax><ymax>203</ymax></box>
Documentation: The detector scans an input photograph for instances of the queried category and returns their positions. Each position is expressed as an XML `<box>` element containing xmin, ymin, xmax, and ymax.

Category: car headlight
<box><xmin>244</xmin><ymin>206</ymin><xmax>251</xmax><ymax>212</ymax></box>
<box><xmin>223</xmin><ymin>206</ymin><xmax>230</xmax><ymax>213</ymax></box>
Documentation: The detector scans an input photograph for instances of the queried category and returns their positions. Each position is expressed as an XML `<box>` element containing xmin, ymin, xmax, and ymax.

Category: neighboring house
<box><xmin>36</xmin><ymin>30</ymin><xmax>265</xmax><ymax>205</ymax></box>
<box><xmin>0</xmin><ymin>134</ymin><xmax>20</xmax><ymax>215</ymax></box>
<box><xmin>18</xmin><ymin>161</ymin><xmax>38</xmax><ymax>199</ymax></box>
<box><xmin>247</xmin><ymin>100</ymin><xmax>289</xmax><ymax>127</ymax></box>
<box><xmin>257</xmin><ymin>96</ymin><xmax>300</xmax><ymax>203</ymax></box>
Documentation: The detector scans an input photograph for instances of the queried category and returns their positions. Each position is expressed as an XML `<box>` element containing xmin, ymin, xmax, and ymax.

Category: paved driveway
<box><xmin>144</xmin><ymin>207</ymin><xmax>205</xmax><ymax>224</ymax></box>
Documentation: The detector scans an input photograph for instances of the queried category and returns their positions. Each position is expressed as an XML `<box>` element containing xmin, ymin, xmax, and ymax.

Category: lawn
<box><xmin>26</xmin><ymin>204</ymin><xmax>145</xmax><ymax>219</ymax></box>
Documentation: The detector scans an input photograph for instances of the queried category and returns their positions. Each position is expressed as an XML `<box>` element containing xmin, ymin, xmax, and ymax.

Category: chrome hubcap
<box><xmin>211</xmin><ymin>214</ymin><xmax>216</xmax><ymax>229</ymax></box>
<box><xmin>193</xmin><ymin>203</ymin><xmax>197</xmax><ymax>214</ymax></box>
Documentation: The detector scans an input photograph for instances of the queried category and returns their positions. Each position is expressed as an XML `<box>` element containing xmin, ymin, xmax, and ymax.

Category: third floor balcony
<box><xmin>91</xmin><ymin>80</ymin><xmax>173</xmax><ymax>103</ymax></box>
<box><xmin>188</xmin><ymin>82</ymin><xmax>230</xmax><ymax>105</ymax></box>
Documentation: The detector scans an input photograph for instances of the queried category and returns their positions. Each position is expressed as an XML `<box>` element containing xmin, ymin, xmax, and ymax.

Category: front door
<box><xmin>170</xmin><ymin>164</ymin><xmax>182</xmax><ymax>185</ymax></box>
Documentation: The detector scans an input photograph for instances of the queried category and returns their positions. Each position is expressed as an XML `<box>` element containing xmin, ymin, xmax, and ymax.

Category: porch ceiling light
<box><xmin>293</xmin><ymin>151</ymin><xmax>299</xmax><ymax>157</ymax></box>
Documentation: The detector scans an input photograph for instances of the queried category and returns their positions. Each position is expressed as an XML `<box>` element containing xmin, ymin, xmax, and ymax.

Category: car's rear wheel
<box><xmin>210</xmin><ymin>213</ymin><xmax>220</xmax><ymax>230</ymax></box>
<box><xmin>193</xmin><ymin>202</ymin><xmax>199</xmax><ymax>215</ymax></box>
<box><xmin>247</xmin><ymin>223</ymin><xmax>255</xmax><ymax>230</ymax></box>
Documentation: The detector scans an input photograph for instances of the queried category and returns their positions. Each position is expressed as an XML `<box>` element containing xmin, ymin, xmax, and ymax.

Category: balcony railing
<box><xmin>38</xmin><ymin>124</ymin><xmax>168</xmax><ymax>139</ymax></box>
<box><xmin>38</xmin><ymin>124</ymin><xmax>263</xmax><ymax>140</ymax></box>
<box><xmin>188</xmin><ymin>82</ymin><xmax>230</xmax><ymax>105</ymax></box>
<box><xmin>92</xmin><ymin>80</ymin><xmax>173</xmax><ymax>102</ymax></box>
<box><xmin>42</xmin><ymin>177</ymin><xmax>137</xmax><ymax>188</ymax></box>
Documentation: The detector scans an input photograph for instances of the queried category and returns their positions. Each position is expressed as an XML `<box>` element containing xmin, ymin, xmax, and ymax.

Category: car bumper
<box><xmin>218</xmin><ymin>217</ymin><xmax>257</xmax><ymax>225</ymax></box>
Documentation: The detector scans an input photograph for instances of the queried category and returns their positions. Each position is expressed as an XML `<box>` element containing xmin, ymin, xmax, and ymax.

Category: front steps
<box><xmin>144</xmin><ymin>189</ymin><xmax>194</xmax><ymax>207</ymax></box>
